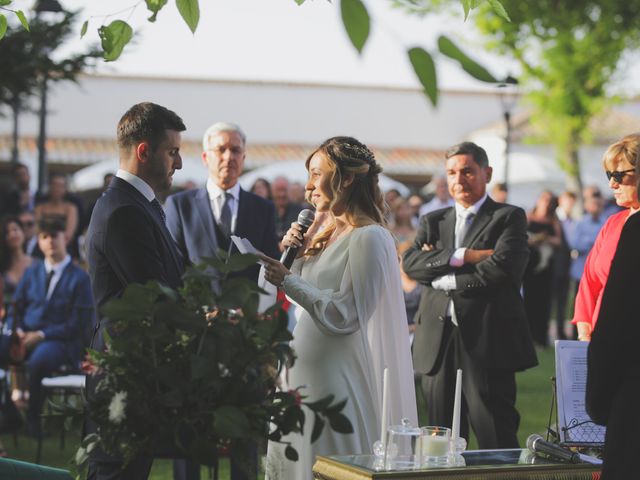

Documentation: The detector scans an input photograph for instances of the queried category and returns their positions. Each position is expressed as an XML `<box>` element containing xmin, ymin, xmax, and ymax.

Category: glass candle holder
<box><xmin>419</xmin><ymin>426</ymin><xmax>451</xmax><ymax>466</ymax></box>
<box><xmin>384</xmin><ymin>421</ymin><xmax>423</xmax><ymax>470</ymax></box>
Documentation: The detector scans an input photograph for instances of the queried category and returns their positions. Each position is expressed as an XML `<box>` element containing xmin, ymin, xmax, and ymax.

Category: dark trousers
<box><xmin>87</xmin><ymin>456</ymin><xmax>153</xmax><ymax>480</ymax></box>
<box><xmin>173</xmin><ymin>440</ymin><xmax>258</xmax><ymax>480</ymax></box>
<box><xmin>420</xmin><ymin>322</ymin><xmax>520</xmax><ymax>449</ymax></box>
<box><xmin>0</xmin><ymin>336</ymin><xmax>70</xmax><ymax>433</ymax></box>
<box><xmin>552</xmin><ymin>273</ymin><xmax>570</xmax><ymax>340</ymax></box>
<box><xmin>26</xmin><ymin>340</ymin><xmax>70</xmax><ymax>427</ymax></box>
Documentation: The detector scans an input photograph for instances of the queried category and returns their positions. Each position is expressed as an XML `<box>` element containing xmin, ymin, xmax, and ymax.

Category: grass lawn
<box><xmin>0</xmin><ymin>348</ymin><xmax>556</xmax><ymax>478</ymax></box>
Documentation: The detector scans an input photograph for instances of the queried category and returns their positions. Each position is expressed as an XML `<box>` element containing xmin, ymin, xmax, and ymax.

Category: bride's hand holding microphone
<box><xmin>259</xmin><ymin>209</ymin><xmax>324</xmax><ymax>287</ymax></box>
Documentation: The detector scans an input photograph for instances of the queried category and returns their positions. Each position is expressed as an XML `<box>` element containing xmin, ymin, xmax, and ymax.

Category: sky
<box><xmin>35</xmin><ymin>0</ymin><xmax>518</xmax><ymax>90</ymax></box>
<box><xmin>7</xmin><ymin>0</ymin><xmax>639</xmax><ymax>95</ymax></box>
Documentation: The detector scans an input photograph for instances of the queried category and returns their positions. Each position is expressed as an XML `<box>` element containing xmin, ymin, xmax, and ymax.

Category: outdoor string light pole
<box><xmin>497</xmin><ymin>75</ymin><xmax>519</xmax><ymax>190</ymax></box>
<box><xmin>35</xmin><ymin>0</ymin><xmax>64</xmax><ymax>193</ymax></box>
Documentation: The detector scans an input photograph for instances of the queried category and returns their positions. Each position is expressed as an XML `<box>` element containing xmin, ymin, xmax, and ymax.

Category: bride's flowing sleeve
<box><xmin>280</xmin><ymin>238</ymin><xmax>371</xmax><ymax>336</ymax></box>
<box><xmin>351</xmin><ymin>227</ymin><xmax>419</xmax><ymax>428</ymax></box>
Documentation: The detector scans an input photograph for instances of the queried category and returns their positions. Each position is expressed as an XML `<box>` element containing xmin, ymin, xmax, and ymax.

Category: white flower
<box><xmin>108</xmin><ymin>391</ymin><xmax>128</xmax><ymax>424</ymax></box>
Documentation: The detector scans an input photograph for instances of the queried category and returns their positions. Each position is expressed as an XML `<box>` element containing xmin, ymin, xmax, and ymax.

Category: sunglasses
<box><xmin>606</xmin><ymin>168</ymin><xmax>635</xmax><ymax>183</ymax></box>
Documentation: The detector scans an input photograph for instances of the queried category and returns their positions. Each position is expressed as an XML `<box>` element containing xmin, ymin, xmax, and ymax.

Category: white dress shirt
<box><xmin>116</xmin><ymin>169</ymin><xmax>155</xmax><ymax>202</ymax></box>
<box><xmin>44</xmin><ymin>254</ymin><xmax>72</xmax><ymax>301</ymax></box>
<box><xmin>206</xmin><ymin>179</ymin><xmax>240</xmax><ymax>234</ymax></box>
<box><xmin>432</xmin><ymin>193</ymin><xmax>488</xmax><ymax>325</ymax></box>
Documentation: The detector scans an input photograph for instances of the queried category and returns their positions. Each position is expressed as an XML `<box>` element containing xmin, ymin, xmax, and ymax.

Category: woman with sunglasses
<box><xmin>572</xmin><ymin>133</ymin><xmax>640</xmax><ymax>341</ymax></box>
<box><xmin>586</xmin><ymin>147</ymin><xmax>640</xmax><ymax>479</ymax></box>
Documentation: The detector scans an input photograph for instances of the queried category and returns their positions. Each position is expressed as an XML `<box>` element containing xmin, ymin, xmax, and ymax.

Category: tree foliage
<box><xmin>474</xmin><ymin>0</ymin><xmax>640</xmax><ymax>190</ymax></box>
<box><xmin>0</xmin><ymin>8</ymin><xmax>99</xmax><ymax>159</ymax></box>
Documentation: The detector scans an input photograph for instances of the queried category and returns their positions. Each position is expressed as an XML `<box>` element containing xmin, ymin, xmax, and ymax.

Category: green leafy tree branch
<box><xmin>473</xmin><ymin>0</ymin><xmax>640</xmax><ymax>191</ymax></box>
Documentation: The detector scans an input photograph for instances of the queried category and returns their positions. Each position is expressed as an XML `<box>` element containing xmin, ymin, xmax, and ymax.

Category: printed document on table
<box><xmin>554</xmin><ymin>340</ymin><xmax>605</xmax><ymax>444</ymax></box>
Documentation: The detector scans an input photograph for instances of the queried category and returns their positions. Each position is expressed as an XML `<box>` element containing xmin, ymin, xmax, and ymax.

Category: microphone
<box><xmin>280</xmin><ymin>209</ymin><xmax>315</xmax><ymax>268</ymax></box>
<box><xmin>526</xmin><ymin>434</ymin><xmax>580</xmax><ymax>464</ymax></box>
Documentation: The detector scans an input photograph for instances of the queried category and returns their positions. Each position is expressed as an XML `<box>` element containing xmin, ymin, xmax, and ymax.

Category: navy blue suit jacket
<box><xmin>165</xmin><ymin>186</ymin><xmax>279</xmax><ymax>284</ymax></box>
<box><xmin>8</xmin><ymin>259</ymin><xmax>94</xmax><ymax>365</ymax></box>
<box><xmin>86</xmin><ymin>177</ymin><xmax>184</xmax><ymax>351</ymax></box>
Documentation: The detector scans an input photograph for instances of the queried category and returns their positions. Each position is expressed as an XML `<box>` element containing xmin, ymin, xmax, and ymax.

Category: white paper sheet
<box><xmin>554</xmin><ymin>340</ymin><xmax>606</xmax><ymax>445</ymax></box>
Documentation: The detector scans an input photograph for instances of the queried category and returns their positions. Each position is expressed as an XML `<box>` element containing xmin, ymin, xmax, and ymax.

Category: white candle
<box><xmin>380</xmin><ymin>367</ymin><xmax>389</xmax><ymax>450</ymax></box>
<box><xmin>422</xmin><ymin>435</ymin><xmax>450</xmax><ymax>457</ymax></box>
<box><xmin>452</xmin><ymin>369</ymin><xmax>462</xmax><ymax>441</ymax></box>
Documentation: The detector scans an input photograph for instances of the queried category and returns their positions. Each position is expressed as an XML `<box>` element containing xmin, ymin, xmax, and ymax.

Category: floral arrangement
<box><xmin>57</xmin><ymin>253</ymin><xmax>351</xmax><ymax>473</ymax></box>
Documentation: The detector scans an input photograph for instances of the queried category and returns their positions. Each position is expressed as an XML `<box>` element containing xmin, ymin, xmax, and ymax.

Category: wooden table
<box><xmin>313</xmin><ymin>449</ymin><xmax>601</xmax><ymax>479</ymax></box>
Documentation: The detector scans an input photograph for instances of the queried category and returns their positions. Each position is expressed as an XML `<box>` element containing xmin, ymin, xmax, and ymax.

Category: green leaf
<box><xmin>146</xmin><ymin>0</ymin><xmax>168</xmax><ymax>22</ymax></box>
<box><xmin>80</xmin><ymin>20</ymin><xmax>88</xmax><ymax>38</ymax></box>
<box><xmin>0</xmin><ymin>0</ymin><xmax>12</xmax><ymax>6</ymax></box>
<box><xmin>327</xmin><ymin>412</ymin><xmax>353</xmax><ymax>433</ymax></box>
<box><xmin>408</xmin><ymin>47</ymin><xmax>438</xmax><ymax>106</ymax></box>
<box><xmin>190</xmin><ymin>354</ymin><xmax>215</xmax><ymax>380</ymax></box>
<box><xmin>16</xmin><ymin>9</ymin><xmax>28</xmax><ymax>31</ymax></box>
<box><xmin>176</xmin><ymin>0</ymin><xmax>199</xmax><ymax>34</ymax></box>
<box><xmin>461</xmin><ymin>0</ymin><xmax>471</xmax><ymax>21</ymax></box>
<box><xmin>0</xmin><ymin>15</ymin><xmax>7</xmax><ymax>41</ymax></box>
<box><xmin>285</xmin><ymin>445</ymin><xmax>299</xmax><ymax>461</ymax></box>
<box><xmin>340</xmin><ymin>0</ymin><xmax>369</xmax><ymax>54</ymax></box>
<box><xmin>213</xmin><ymin>406</ymin><xmax>250</xmax><ymax>438</ymax></box>
<box><xmin>99</xmin><ymin>20</ymin><xmax>133</xmax><ymax>62</ymax></box>
<box><xmin>225</xmin><ymin>253</ymin><xmax>260</xmax><ymax>273</ymax></box>
<box><xmin>487</xmin><ymin>0</ymin><xmax>510</xmax><ymax>22</ymax></box>
<box><xmin>311</xmin><ymin>414</ymin><xmax>325</xmax><ymax>443</ymax></box>
<box><xmin>437</xmin><ymin>35</ymin><xmax>497</xmax><ymax>83</ymax></box>
<box><xmin>305</xmin><ymin>394</ymin><xmax>335</xmax><ymax>412</ymax></box>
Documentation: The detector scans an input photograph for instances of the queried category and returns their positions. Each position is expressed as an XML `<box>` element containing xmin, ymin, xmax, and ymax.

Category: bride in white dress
<box><xmin>260</xmin><ymin>137</ymin><xmax>418</xmax><ymax>479</ymax></box>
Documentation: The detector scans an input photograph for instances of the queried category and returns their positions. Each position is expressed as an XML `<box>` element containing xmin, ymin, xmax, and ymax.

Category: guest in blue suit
<box><xmin>165</xmin><ymin>122</ymin><xmax>279</xmax><ymax>480</ymax></box>
<box><xmin>0</xmin><ymin>217</ymin><xmax>94</xmax><ymax>436</ymax></box>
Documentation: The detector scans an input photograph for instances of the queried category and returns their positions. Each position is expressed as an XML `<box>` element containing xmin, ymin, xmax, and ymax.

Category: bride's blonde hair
<box><xmin>305</xmin><ymin>136</ymin><xmax>386</xmax><ymax>256</ymax></box>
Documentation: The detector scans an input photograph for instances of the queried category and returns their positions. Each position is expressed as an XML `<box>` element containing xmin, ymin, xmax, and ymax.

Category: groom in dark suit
<box><xmin>165</xmin><ymin>122</ymin><xmax>279</xmax><ymax>480</ymax></box>
<box><xmin>403</xmin><ymin>142</ymin><xmax>537</xmax><ymax>449</ymax></box>
<box><xmin>85</xmin><ymin>102</ymin><xmax>186</xmax><ymax>479</ymax></box>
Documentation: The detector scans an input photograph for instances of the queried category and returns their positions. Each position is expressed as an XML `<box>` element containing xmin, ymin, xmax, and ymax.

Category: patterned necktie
<box><xmin>455</xmin><ymin>210</ymin><xmax>475</xmax><ymax>248</ymax></box>
<box><xmin>219</xmin><ymin>192</ymin><xmax>232</xmax><ymax>237</ymax></box>
<box><xmin>150</xmin><ymin>198</ymin><xmax>166</xmax><ymax>225</ymax></box>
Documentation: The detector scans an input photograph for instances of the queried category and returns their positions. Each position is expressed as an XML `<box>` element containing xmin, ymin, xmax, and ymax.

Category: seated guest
<box><xmin>0</xmin><ymin>216</ymin><xmax>34</xmax><ymax>303</ymax></box>
<box><xmin>0</xmin><ymin>217</ymin><xmax>94</xmax><ymax>436</ymax></box>
<box><xmin>250</xmin><ymin>177</ymin><xmax>272</xmax><ymax>200</ymax></box>
<box><xmin>1</xmin><ymin>163</ymin><xmax>35</xmax><ymax>217</ymax></box>
<box><xmin>491</xmin><ymin>182</ymin><xmax>508</xmax><ymax>203</ymax></box>
<box><xmin>390</xmin><ymin>198</ymin><xmax>417</xmax><ymax>244</ymax></box>
<box><xmin>35</xmin><ymin>173</ymin><xmax>80</xmax><ymax>258</ymax></box>
<box><xmin>271</xmin><ymin>176</ymin><xmax>303</xmax><ymax>251</ymax></box>
<box><xmin>18</xmin><ymin>210</ymin><xmax>40</xmax><ymax>257</ymax></box>
<box><xmin>289</xmin><ymin>181</ymin><xmax>308</xmax><ymax>206</ymax></box>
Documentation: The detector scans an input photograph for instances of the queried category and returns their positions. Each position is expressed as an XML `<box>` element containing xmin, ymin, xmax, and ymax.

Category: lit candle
<box><xmin>452</xmin><ymin>369</ymin><xmax>462</xmax><ymax>441</ymax></box>
<box><xmin>422</xmin><ymin>430</ymin><xmax>450</xmax><ymax>457</ymax></box>
<box><xmin>380</xmin><ymin>368</ymin><xmax>389</xmax><ymax>450</ymax></box>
